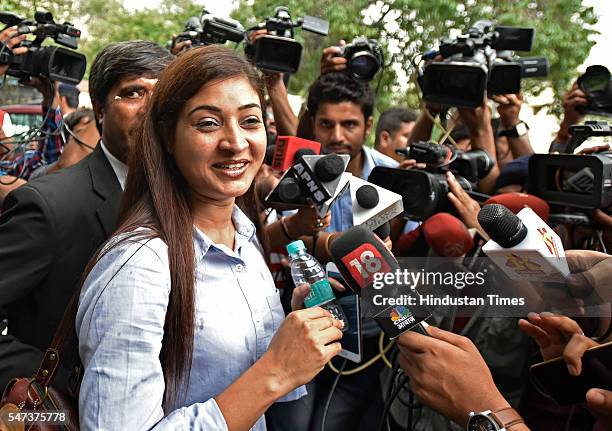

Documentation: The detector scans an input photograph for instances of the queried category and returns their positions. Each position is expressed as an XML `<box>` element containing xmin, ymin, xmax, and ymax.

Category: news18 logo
<box><xmin>341</xmin><ymin>244</ymin><xmax>392</xmax><ymax>289</ymax></box>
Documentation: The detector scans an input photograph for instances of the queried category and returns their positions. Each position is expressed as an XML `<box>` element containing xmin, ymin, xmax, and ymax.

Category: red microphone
<box><xmin>485</xmin><ymin>193</ymin><xmax>550</xmax><ymax>222</ymax></box>
<box><xmin>396</xmin><ymin>214</ymin><xmax>473</xmax><ymax>257</ymax></box>
<box><xmin>271</xmin><ymin>136</ymin><xmax>321</xmax><ymax>171</ymax></box>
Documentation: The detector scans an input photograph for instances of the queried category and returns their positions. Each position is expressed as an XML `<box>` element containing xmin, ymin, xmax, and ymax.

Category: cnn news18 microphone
<box><xmin>396</xmin><ymin>213</ymin><xmax>474</xmax><ymax>257</ymax></box>
<box><xmin>478</xmin><ymin>204</ymin><xmax>570</xmax><ymax>282</ymax></box>
<box><xmin>271</xmin><ymin>136</ymin><xmax>321</xmax><ymax>171</ymax></box>
<box><xmin>330</xmin><ymin>226</ymin><xmax>431</xmax><ymax>338</ymax></box>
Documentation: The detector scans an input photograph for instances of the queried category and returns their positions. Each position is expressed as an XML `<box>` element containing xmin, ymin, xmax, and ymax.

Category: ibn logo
<box><xmin>390</xmin><ymin>306</ymin><xmax>410</xmax><ymax>322</ymax></box>
<box><xmin>537</xmin><ymin>227</ymin><xmax>560</xmax><ymax>258</ymax></box>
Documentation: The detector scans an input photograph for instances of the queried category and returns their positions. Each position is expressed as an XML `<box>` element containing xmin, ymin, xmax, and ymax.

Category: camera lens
<box><xmin>348</xmin><ymin>52</ymin><xmax>379</xmax><ymax>81</ymax></box>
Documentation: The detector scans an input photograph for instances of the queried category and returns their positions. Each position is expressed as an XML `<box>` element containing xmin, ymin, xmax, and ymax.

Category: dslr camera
<box><xmin>418</xmin><ymin>20</ymin><xmax>548</xmax><ymax>108</ymax></box>
<box><xmin>376</xmin><ymin>141</ymin><xmax>492</xmax><ymax>220</ymax></box>
<box><xmin>529</xmin><ymin>121</ymin><xmax>612</xmax><ymax>210</ymax></box>
<box><xmin>175</xmin><ymin>9</ymin><xmax>245</xmax><ymax>46</ymax></box>
<box><xmin>245</xmin><ymin>6</ymin><xmax>328</xmax><ymax>74</ymax></box>
<box><xmin>0</xmin><ymin>11</ymin><xmax>86</xmax><ymax>85</ymax></box>
<box><xmin>338</xmin><ymin>36</ymin><xmax>383</xmax><ymax>82</ymax></box>
<box><xmin>396</xmin><ymin>141</ymin><xmax>494</xmax><ymax>183</ymax></box>
<box><xmin>576</xmin><ymin>65</ymin><xmax>612</xmax><ymax>117</ymax></box>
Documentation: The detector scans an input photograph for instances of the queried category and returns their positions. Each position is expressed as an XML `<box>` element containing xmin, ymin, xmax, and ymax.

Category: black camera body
<box><xmin>339</xmin><ymin>36</ymin><xmax>383</xmax><ymax>82</ymax></box>
<box><xmin>529</xmin><ymin>152</ymin><xmax>612</xmax><ymax>210</ymax></box>
<box><xmin>577</xmin><ymin>65</ymin><xmax>612</xmax><ymax>117</ymax></box>
<box><xmin>245</xmin><ymin>7</ymin><xmax>328</xmax><ymax>74</ymax></box>
<box><xmin>0</xmin><ymin>11</ymin><xmax>86</xmax><ymax>85</ymax></box>
<box><xmin>176</xmin><ymin>10</ymin><xmax>245</xmax><ymax>46</ymax></box>
<box><xmin>419</xmin><ymin>20</ymin><xmax>548</xmax><ymax>108</ymax></box>
<box><xmin>368</xmin><ymin>166</ymin><xmax>473</xmax><ymax>221</ymax></box>
<box><xmin>531</xmin><ymin>121</ymin><xmax>612</xmax><ymax>209</ymax></box>
<box><xmin>397</xmin><ymin>141</ymin><xmax>494</xmax><ymax>183</ymax></box>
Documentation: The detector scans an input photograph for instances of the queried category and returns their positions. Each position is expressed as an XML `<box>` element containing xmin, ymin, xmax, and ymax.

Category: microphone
<box><xmin>271</xmin><ymin>136</ymin><xmax>321</xmax><ymax>171</ymax></box>
<box><xmin>396</xmin><ymin>214</ymin><xmax>473</xmax><ymax>258</ymax></box>
<box><xmin>293</xmin><ymin>154</ymin><xmax>349</xmax><ymax>205</ymax></box>
<box><xmin>330</xmin><ymin>226</ymin><xmax>431</xmax><ymax>338</ymax></box>
<box><xmin>349</xmin><ymin>176</ymin><xmax>404</xmax><ymax>231</ymax></box>
<box><xmin>484</xmin><ymin>192</ymin><xmax>550</xmax><ymax>222</ymax></box>
<box><xmin>478</xmin><ymin>204</ymin><xmax>570</xmax><ymax>282</ymax></box>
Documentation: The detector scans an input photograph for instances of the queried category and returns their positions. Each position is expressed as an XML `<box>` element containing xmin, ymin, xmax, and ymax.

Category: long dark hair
<box><xmin>83</xmin><ymin>45</ymin><xmax>268</xmax><ymax>409</ymax></box>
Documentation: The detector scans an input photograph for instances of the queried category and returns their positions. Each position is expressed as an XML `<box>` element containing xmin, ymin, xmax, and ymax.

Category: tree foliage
<box><xmin>233</xmin><ymin>0</ymin><xmax>598</xmax><ymax>118</ymax></box>
<box><xmin>4</xmin><ymin>0</ymin><xmax>598</xmax><ymax>118</ymax></box>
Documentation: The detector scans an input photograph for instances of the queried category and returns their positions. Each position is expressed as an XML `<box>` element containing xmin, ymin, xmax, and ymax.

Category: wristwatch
<box><xmin>499</xmin><ymin>121</ymin><xmax>529</xmax><ymax>138</ymax></box>
<box><xmin>467</xmin><ymin>407</ymin><xmax>524</xmax><ymax>431</ymax></box>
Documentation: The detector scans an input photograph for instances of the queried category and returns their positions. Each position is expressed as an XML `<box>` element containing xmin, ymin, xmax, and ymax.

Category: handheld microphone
<box><xmin>484</xmin><ymin>192</ymin><xmax>550</xmax><ymax>222</ymax></box>
<box><xmin>293</xmin><ymin>154</ymin><xmax>349</xmax><ymax>205</ymax></box>
<box><xmin>396</xmin><ymin>214</ymin><xmax>473</xmax><ymax>258</ymax></box>
<box><xmin>330</xmin><ymin>226</ymin><xmax>431</xmax><ymax>338</ymax></box>
<box><xmin>271</xmin><ymin>136</ymin><xmax>321</xmax><ymax>171</ymax></box>
<box><xmin>349</xmin><ymin>176</ymin><xmax>404</xmax><ymax>231</ymax></box>
<box><xmin>478</xmin><ymin>204</ymin><xmax>570</xmax><ymax>282</ymax></box>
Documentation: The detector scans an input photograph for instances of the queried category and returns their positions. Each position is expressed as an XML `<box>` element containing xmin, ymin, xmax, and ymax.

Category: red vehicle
<box><xmin>0</xmin><ymin>103</ymin><xmax>43</xmax><ymax>136</ymax></box>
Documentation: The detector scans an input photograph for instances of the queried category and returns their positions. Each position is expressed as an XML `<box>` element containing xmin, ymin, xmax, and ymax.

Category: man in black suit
<box><xmin>0</xmin><ymin>40</ymin><xmax>173</xmax><ymax>390</ymax></box>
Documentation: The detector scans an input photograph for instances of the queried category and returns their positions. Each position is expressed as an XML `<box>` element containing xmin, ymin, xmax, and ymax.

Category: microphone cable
<box><xmin>327</xmin><ymin>332</ymin><xmax>394</xmax><ymax>376</ymax></box>
<box><xmin>320</xmin><ymin>357</ymin><xmax>348</xmax><ymax>431</ymax></box>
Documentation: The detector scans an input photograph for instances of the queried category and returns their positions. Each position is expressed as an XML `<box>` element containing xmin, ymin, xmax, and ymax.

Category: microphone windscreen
<box><xmin>314</xmin><ymin>154</ymin><xmax>345</xmax><ymax>182</ymax></box>
<box><xmin>355</xmin><ymin>185</ymin><xmax>379</xmax><ymax>209</ymax></box>
<box><xmin>396</xmin><ymin>225</ymin><xmax>427</xmax><ymax>257</ymax></box>
<box><xmin>330</xmin><ymin>226</ymin><xmax>398</xmax><ymax>293</ymax></box>
<box><xmin>294</xmin><ymin>148</ymin><xmax>316</xmax><ymax>162</ymax></box>
<box><xmin>422</xmin><ymin>213</ymin><xmax>473</xmax><ymax>257</ymax></box>
<box><xmin>478</xmin><ymin>204</ymin><xmax>527</xmax><ymax>248</ymax></box>
<box><xmin>278</xmin><ymin>177</ymin><xmax>302</xmax><ymax>203</ymax></box>
<box><xmin>373</xmin><ymin>221</ymin><xmax>390</xmax><ymax>240</ymax></box>
<box><xmin>485</xmin><ymin>193</ymin><xmax>550</xmax><ymax>222</ymax></box>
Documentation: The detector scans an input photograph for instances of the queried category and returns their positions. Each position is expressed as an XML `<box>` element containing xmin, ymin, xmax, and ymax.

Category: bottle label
<box><xmin>304</xmin><ymin>279</ymin><xmax>335</xmax><ymax>308</ymax></box>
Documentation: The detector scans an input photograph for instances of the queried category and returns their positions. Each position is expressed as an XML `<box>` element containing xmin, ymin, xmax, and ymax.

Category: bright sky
<box><xmin>123</xmin><ymin>0</ymin><xmax>612</xmax><ymax>152</ymax></box>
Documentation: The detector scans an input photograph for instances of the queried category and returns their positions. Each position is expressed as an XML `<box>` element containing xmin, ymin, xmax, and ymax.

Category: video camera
<box><xmin>338</xmin><ymin>36</ymin><xmax>383</xmax><ymax>82</ymax></box>
<box><xmin>0</xmin><ymin>11</ymin><xmax>86</xmax><ymax>85</ymax></box>
<box><xmin>577</xmin><ymin>65</ymin><xmax>612</xmax><ymax>117</ymax></box>
<box><xmin>175</xmin><ymin>9</ymin><xmax>245</xmax><ymax>46</ymax></box>
<box><xmin>396</xmin><ymin>141</ymin><xmax>494</xmax><ymax>183</ymax></box>
<box><xmin>244</xmin><ymin>6</ymin><xmax>328</xmax><ymax>74</ymax></box>
<box><xmin>418</xmin><ymin>20</ymin><xmax>548</xmax><ymax>108</ymax></box>
<box><xmin>529</xmin><ymin>121</ymin><xmax>612</xmax><ymax>210</ymax></box>
<box><xmin>369</xmin><ymin>166</ymin><xmax>473</xmax><ymax>221</ymax></box>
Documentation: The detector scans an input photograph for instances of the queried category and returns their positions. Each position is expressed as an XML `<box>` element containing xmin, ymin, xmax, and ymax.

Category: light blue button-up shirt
<box><xmin>77</xmin><ymin>206</ymin><xmax>305</xmax><ymax>430</ymax></box>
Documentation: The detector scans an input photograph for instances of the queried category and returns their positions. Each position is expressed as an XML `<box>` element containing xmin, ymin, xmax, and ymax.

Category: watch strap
<box><xmin>491</xmin><ymin>407</ymin><xmax>524</xmax><ymax>429</ymax></box>
<box><xmin>499</xmin><ymin>121</ymin><xmax>528</xmax><ymax>138</ymax></box>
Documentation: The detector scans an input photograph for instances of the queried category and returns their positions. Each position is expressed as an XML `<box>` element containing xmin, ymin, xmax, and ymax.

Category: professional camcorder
<box><xmin>577</xmin><ymin>65</ymin><xmax>612</xmax><ymax>117</ymax></box>
<box><xmin>418</xmin><ymin>20</ymin><xmax>548</xmax><ymax>108</ymax></box>
<box><xmin>0</xmin><ymin>11</ymin><xmax>86</xmax><ymax>85</ymax></box>
<box><xmin>175</xmin><ymin>9</ymin><xmax>245</xmax><ymax>46</ymax></box>
<box><xmin>338</xmin><ymin>36</ymin><xmax>383</xmax><ymax>82</ymax></box>
<box><xmin>530</xmin><ymin>122</ymin><xmax>612</xmax><ymax>210</ymax></box>
<box><xmin>369</xmin><ymin>166</ymin><xmax>473</xmax><ymax>221</ymax></box>
<box><xmin>244</xmin><ymin>6</ymin><xmax>328</xmax><ymax>74</ymax></box>
<box><xmin>396</xmin><ymin>141</ymin><xmax>494</xmax><ymax>183</ymax></box>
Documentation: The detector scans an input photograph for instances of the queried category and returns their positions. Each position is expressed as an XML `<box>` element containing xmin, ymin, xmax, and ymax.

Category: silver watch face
<box><xmin>467</xmin><ymin>413</ymin><xmax>500</xmax><ymax>431</ymax></box>
<box><xmin>516</xmin><ymin>122</ymin><xmax>528</xmax><ymax>136</ymax></box>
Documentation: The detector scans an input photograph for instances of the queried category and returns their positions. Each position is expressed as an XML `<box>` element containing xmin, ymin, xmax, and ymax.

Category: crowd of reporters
<box><xmin>0</xmin><ymin>6</ymin><xmax>611</xmax><ymax>431</ymax></box>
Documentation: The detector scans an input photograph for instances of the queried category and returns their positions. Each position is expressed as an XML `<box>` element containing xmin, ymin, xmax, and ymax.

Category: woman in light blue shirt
<box><xmin>76</xmin><ymin>46</ymin><xmax>344</xmax><ymax>430</ymax></box>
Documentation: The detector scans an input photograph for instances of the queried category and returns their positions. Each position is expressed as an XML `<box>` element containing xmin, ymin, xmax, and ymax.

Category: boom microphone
<box><xmin>330</xmin><ymin>226</ymin><xmax>431</xmax><ymax>338</ymax></box>
<box><xmin>478</xmin><ymin>204</ymin><xmax>570</xmax><ymax>282</ymax></box>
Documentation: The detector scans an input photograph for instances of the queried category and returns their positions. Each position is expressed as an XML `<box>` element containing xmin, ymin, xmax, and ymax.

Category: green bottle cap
<box><xmin>286</xmin><ymin>240</ymin><xmax>306</xmax><ymax>256</ymax></box>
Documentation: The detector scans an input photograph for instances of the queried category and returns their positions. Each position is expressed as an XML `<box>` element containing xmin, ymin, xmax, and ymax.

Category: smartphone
<box><xmin>529</xmin><ymin>341</ymin><xmax>612</xmax><ymax>405</ymax></box>
<box><xmin>326</xmin><ymin>263</ymin><xmax>362</xmax><ymax>363</ymax></box>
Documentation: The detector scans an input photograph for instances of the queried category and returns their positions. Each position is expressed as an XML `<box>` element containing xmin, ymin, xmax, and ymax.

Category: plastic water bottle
<box><xmin>286</xmin><ymin>240</ymin><xmax>348</xmax><ymax>331</ymax></box>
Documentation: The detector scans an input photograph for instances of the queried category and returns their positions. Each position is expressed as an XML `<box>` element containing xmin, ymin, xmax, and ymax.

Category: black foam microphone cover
<box><xmin>314</xmin><ymin>154</ymin><xmax>344</xmax><ymax>182</ymax></box>
<box><xmin>477</xmin><ymin>204</ymin><xmax>527</xmax><ymax>248</ymax></box>
<box><xmin>373</xmin><ymin>221</ymin><xmax>390</xmax><ymax>240</ymax></box>
<box><xmin>277</xmin><ymin>177</ymin><xmax>302</xmax><ymax>203</ymax></box>
<box><xmin>294</xmin><ymin>148</ymin><xmax>316</xmax><ymax>163</ymax></box>
<box><xmin>356</xmin><ymin>185</ymin><xmax>379</xmax><ymax>209</ymax></box>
